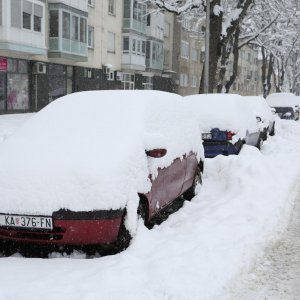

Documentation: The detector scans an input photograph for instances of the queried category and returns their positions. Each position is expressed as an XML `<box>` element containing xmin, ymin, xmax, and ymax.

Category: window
<box><xmin>123</xmin><ymin>0</ymin><xmax>130</xmax><ymax>18</ymax></box>
<box><xmin>72</xmin><ymin>16</ymin><xmax>79</xmax><ymax>40</ymax></box>
<box><xmin>22</xmin><ymin>0</ymin><xmax>32</xmax><ymax>30</ymax></box>
<box><xmin>23</xmin><ymin>12</ymin><xmax>31</xmax><ymax>29</ymax></box>
<box><xmin>0</xmin><ymin>0</ymin><xmax>2</xmax><ymax>26</ymax></box>
<box><xmin>80</xmin><ymin>18</ymin><xmax>87</xmax><ymax>43</ymax></box>
<box><xmin>84</xmin><ymin>68</ymin><xmax>93</xmax><ymax>78</ymax></box>
<box><xmin>181</xmin><ymin>41</ymin><xmax>189</xmax><ymax>59</ymax></box>
<box><xmin>62</xmin><ymin>12</ymin><xmax>70</xmax><ymax>39</ymax></box>
<box><xmin>123</xmin><ymin>36</ymin><xmax>129</xmax><ymax>53</ymax></box>
<box><xmin>49</xmin><ymin>10</ymin><xmax>58</xmax><ymax>37</ymax></box>
<box><xmin>107</xmin><ymin>32</ymin><xmax>115</xmax><ymax>53</ymax></box>
<box><xmin>180</xmin><ymin>74</ymin><xmax>188</xmax><ymax>87</ymax></box>
<box><xmin>133</xmin><ymin>0</ymin><xmax>146</xmax><ymax>24</ymax></box>
<box><xmin>122</xmin><ymin>73</ymin><xmax>135</xmax><ymax>90</ymax></box>
<box><xmin>164</xmin><ymin>49</ymin><xmax>170</xmax><ymax>66</ymax></box>
<box><xmin>191</xmin><ymin>48</ymin><xmax>199</xmax><ymax>62</ymax></box>
<box><xmin>88</xmin><ymin>0</ymin><xmax>95</xmax><ymax>7</ymax></box>
<box><xmin>191</xmin><ymin>75</ymin><xmax>198</xmax><ymax>87</ymax></box>
<box><xmin>88</xmin><ymin>26</ymin><xmax>94</xmax><ymax>48</ymax></box>
<box><xmin>108</xmin><ymin>0</ymin><xmax>115</xmax><ymax>15</ymax></box>
<box><xmin>34</xmin><ymin>5</ymin><xmax>43</xmax><ymax>32</ymax></box>
<box><xmin>164</xmin><ymin>22</ymin><xmax>170</xmax><ymax>37</ymax></box>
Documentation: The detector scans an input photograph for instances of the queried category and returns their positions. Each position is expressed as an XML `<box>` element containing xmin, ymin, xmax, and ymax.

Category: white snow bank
<box><xmin>0</xmin><ymin>91</ymin><xmax>203</xmax><ymax>215</ymax></box>
<box><xmin>0</xmin><ymin>113</ymin><xmax>34</xmax><ymax>143</ymax></box>
<box><xmin>185</xmin><ymin>94</ymin><xmax>259</xmax><ymax>142</ymax></box>
<box><xmin>1</xmin><ymin>118</ymin><xmax>300</xmax><ymax>300</ymax></box>
<box><xmin>266</xmin><ymin>93</ymin><xmax>298</xmax><ymax>108</ymax></box>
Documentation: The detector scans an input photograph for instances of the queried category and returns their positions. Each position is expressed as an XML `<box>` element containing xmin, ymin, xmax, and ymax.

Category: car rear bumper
<box><xmin>0</xmin><ymin>209</ymin><xmax>124</xmax><ymax>246</ymax></box>
<box><xmin>203</xmin><ymin>140</ymin><xmax>242</xmax><ymax>158</ymax></box>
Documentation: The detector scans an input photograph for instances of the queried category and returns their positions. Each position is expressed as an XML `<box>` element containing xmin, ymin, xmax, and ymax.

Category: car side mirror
<box><xmin>271</xmin><ymin>108</ymin><xmax>276</xmax><ymax>115</ymax></box>
<box><xmin>256</xmin><ymin>116</ymin><xmax>262</xmax><ymax>122</ymax></box>
<box><xmin>146</xmin><ymin>148</ymin><xmax>167</xmax><ymax>158</ymax></box>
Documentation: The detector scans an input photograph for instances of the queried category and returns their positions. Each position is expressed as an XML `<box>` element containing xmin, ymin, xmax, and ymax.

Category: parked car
<box><xmin>266</xmin><ymin>93</ymin><xmax>299</xmax><ymax>120</ymax></box>
<box><xmin>184</xmin><ymin>94</ymin><xmax>262</xmax><ymax>158</ymax></box>
<box><xmin>0</xmin><ymin>90</ymin><xmax>204</xmax><ymax>255</ymax></box>
<box><xmin>244</xmin><ymin>96</ymin><xmax>276</xmax><ymax>140</ymax></box>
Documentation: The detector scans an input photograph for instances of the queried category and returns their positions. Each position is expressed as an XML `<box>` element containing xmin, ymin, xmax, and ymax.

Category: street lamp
<box><xmin>204</xmin><ymin>0</ymin><xmax>210</xmax><ymax>94</ymax></box>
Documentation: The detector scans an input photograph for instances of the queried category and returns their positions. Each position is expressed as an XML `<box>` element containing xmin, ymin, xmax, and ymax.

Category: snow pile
<box><xmin>185</xmin><ymin>94</ymin><xmax>259</xmax><ymax>142</ymax></box>
<box><xmin>266</xmin><ymin>93</ymin><xmax>297</xmax><ymax>108</ymax></box>
<box><xmin>0</xmin><ymin>113</ymin><xmax>33</xmax><ymax>143</ymax></box>
<box><xmin>0</xmin><ymin>91</ymin><xmax>202</xmax><ymax>217</ymax></box>
<box><xmin>1</xmin><ymin>117</ymin><xmax>300</xmax><ymax>300</ymax></box>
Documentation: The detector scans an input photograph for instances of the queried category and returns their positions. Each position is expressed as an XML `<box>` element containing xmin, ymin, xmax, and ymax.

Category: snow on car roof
<box><xmin>266</xmin><ymin>93</ymin><xmax>297</xmax><ymax>108</ymax></box>
<box><xmin>244</xmin><ymin>96</ymin><xmax>275</xmax><ymax>123</ymax></box>
<box><xmin>0</xmin><ymin>90</ymin><xmax>203</xmax><ymax>215</ymax></box>
<box><xmin>184</xmin><ymin>94</ymin><xmax>258</xmax><ymax>137</ymax></box>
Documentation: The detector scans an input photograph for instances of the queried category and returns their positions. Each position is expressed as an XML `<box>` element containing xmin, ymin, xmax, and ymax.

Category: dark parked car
<box><xmin>267</xmin><ymin>93</ymin><xmax>299</xmax><ymax>121</ymax></box>
<box><xmin>185</xmin><ymin>94</ymin><xmax>262</xmax><ymax>158</ymax></box>
<box><xmin>0</xmin><ymin>91</ymin><xmax>204</xmax><ymax>255</ymax></box>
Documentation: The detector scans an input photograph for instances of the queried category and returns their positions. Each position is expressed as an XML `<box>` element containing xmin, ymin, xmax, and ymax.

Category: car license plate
<box><xmin>202</xmin><ymin>133</ymin><xmax>212</xmax><ymax>140</ymax></box>
<box><xmin>0</xmin><ymin>214</ymin><xmax>53</xmax><ymax>230</ymax></box>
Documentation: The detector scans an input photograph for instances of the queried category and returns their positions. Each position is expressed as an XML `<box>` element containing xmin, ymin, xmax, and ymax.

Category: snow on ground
<box><xmin>230</xmin><ymin>194</ymin><xmax>300</xmax><ymax>299</ymax></box>
<box><xmin>0</xmin><ymin>113</ymin><xmax>34</xmax><ymax>143</ymax></box>
<box><xmin>1</xmin><ymin>115</ymin><xmax>300</xmax><ymax>300</ymax></box>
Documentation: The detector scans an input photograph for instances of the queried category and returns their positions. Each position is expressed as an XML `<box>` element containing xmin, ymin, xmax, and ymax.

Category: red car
<box><xmin>0</xmin><ymin>91</ymin><xmax>203</xmax><ymax>255</ymax></box>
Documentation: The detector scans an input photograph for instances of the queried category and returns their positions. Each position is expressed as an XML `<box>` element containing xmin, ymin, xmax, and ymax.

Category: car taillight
<box><xmin>226</xmin><ymin>131</ymin><xmax>235</xmax><ymax>140</ymax></box>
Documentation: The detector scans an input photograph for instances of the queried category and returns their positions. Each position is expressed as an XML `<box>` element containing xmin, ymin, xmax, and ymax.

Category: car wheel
<box><xmin>256</xmin><ymin>136</ymin><xmax>263</xmax><ymax>150</ymax></box>
<box><xmin>183</xmin><ymin>165</ymin><xmax>202</xmax><ymax>201</ymax></box>
<box><xmin>269</xmin><ymin>124</ymin><xmax>275</xmax><ymax>136</ymax></box>
<box><xmin>115</xmin><ymin>216</ymin><xmax>131</xmax><ymax>252</ymax></box>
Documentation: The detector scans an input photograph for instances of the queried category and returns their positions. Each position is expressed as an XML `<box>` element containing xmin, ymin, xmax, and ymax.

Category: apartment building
<box><xmin>229</xmin><ymin>46</ymin><xmax>261</xmax><ymax>96</ymax></box>
<box><xmin>0</xmin><ymin>0</ymin><xmax>176</xmax><ymax>114</ymax></box>
<box><xmin>172</xmin><ymin>15</ymin><xmax>204</xmax><ymax>96</ymax></box>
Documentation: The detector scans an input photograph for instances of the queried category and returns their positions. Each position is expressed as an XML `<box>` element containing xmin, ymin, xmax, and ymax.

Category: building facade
<box><xmin>0</xmin><ymin>0</ymin><xmax>177</xmax><ymax>114</ymax></box>
<box><xmin>0</xmin><ymin>0</ymin><xmax>265</xmax><ymax>114</ymax></box>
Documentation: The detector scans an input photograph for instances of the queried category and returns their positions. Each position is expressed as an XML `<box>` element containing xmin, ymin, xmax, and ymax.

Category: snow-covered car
<box><xmin>184</xmin><ymin>94</ymin><xmax>262</xmax><ymax>158</ymax></box>
<box><xmin>0</xmin><ymin>90</ymin><xmax>204</xmax><ymax>254</ymax></box>
<box><xmin>244</xmin><ymin>96</ymin><xmax>276</xmax><ymax>140</ymax></box>
<box><xmin>266</xmin><ymin>93</ymin><xmax>299</xmax><ymax>120</ymax></box>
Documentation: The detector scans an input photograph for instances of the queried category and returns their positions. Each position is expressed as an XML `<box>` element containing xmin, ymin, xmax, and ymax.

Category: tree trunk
<box><xmin>225</xmin><ymin>27</ymin><xmax>240</xmax><ymax>93</ymax></box>
<box><xmin>199</xmin><ymin>0</ymin><xmax>222</xmax><ymax>94</ymax></box>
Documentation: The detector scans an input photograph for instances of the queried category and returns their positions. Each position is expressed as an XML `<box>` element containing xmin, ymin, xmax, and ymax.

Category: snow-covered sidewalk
<box><xmin>0</xmin><ymin>115</ymin><xmax>300</xmax><ymax>300</ymax></box>
<box><xmin>230</xmin><ymin>192</ymin><xmax>300</xmax><ymax>299</ymax></box>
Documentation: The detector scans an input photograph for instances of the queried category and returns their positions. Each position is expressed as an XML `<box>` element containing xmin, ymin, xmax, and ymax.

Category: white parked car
<box><xmin>184</xmin><ymin>94</ymin><xmax>262</xmax><ymax>158</ymax></box>
<box><xmin>244</xmin><ymin>96</ymin><xmax>276</xmax><ymax>139</ymax></box>
<box><xmin>266</xmin><ymin>93</ymin><xmax>299</xmax><ymax>120</ymax></box>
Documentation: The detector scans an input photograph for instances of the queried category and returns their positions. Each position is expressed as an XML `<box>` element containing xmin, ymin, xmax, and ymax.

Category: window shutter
<box><xmin>23</xmin><ymin>0</ymin><xmax>33</xmax><ymax>14</ymax></box>
<box><xmin>34</xmin><ymin>4</ymin><xmax>43</xmax><ymax>18</ymax></box>
<box><xmin>11</xmin><ymin>0</ymin><xmax>22</xmax><ymax>28</ymax></box>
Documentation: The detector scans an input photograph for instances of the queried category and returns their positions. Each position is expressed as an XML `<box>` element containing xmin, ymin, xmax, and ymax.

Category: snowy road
<box><xmin>231</xmin><ymin>194</ymin><xmax>300</xmax><ymax>300</ymax></box>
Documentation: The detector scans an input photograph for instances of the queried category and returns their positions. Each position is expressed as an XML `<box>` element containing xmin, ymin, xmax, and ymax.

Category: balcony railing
<box><xmin>49</xmin><ymin>37</ymin><xmax>87</xmax><ymax>57</ymax></box>
<box><xmin>123</xmin><ymin>19</ymin><xmax>146</xmax><ymax>34</ymax></box>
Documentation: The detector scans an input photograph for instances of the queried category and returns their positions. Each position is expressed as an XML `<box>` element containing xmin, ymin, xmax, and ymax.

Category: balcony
<box><xmin>48</xmin><ymin>7</ymin><xmax>88</xmax><ymax>61</ymax></box>
<box><xmin>49</xmin><ymin>38</ymin><xmax>87</xmax><ymax>58</ymax></box>
<box><xmin>123</xmin><ymin>19</ymin><xmax>146</xmax><ymax>34</ymax></box>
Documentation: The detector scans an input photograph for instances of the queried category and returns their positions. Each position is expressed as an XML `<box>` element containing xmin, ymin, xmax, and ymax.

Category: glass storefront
<box><xmin>6</xmin><ymin>59</ymin><xmax>29</xmax><ymax>112</ymax></box>
<box><xmin>48</xmin><ymin>64</ymin><xmax>66</xmax><ymax>102</ymax></box>
<box><xmin>0</xmin><ymin>72</ymin><xmax>6</xmax><ymax>112</ymax></box>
